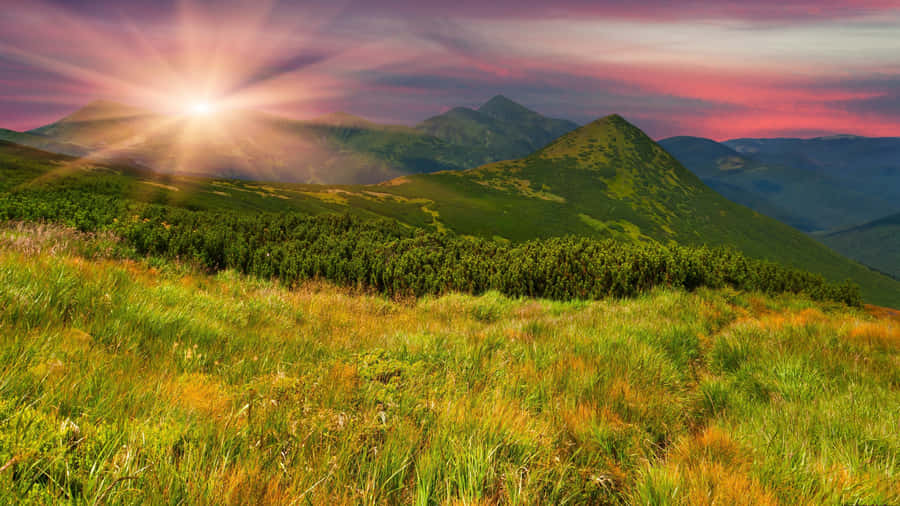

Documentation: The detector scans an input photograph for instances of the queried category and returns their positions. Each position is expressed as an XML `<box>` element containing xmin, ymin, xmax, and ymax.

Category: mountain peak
<box><xmin>597</xmin><ymin>113</ymin><xmax>627</xmax><ymax>125</ymax></box>
<box><xmin>566</xmin><ymin>113</ymin><xmax>635</xmax><ymax>137</ymax></box>
<box><xmin>478</xmin><ymin>95</ymin><xmax>535</xmax><ymax>118</ymax></box>
<box><xmin>481</xmin><ymin>94</ymin><xmax>520</xmax><ymax>107</ymax></box>
<box><xmin>534</xmin><ymin>113</ymin><xmax>689</xmax><ymax>176</ymax></box>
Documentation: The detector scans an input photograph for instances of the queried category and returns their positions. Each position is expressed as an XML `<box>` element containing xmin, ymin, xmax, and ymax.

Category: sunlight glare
<box><xmin>188</xmin><ymin>100</ymin><xmax>214</xmax><ymax>116</ymax></box>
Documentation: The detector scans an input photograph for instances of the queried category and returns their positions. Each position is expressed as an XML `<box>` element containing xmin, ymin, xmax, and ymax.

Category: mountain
<box><xmin>821</xmin><ymin>212</ymin><xmax>900</xmax><ymax>280</ymax></box>
<box><xmin>17</xmin><ymin>100</ymin><xmax>498</xmax><ymax>184</ymax></box>
<box><xmin>478</xmin><ymin>95</ymin><xmax>579</xmax><ymax>136</ymax></box>
<box><xmin>416</xmin><ymin>95</ymin><xmax>579</xmax><ymax>162</ymax></box>
<box><xmin>5</xmin><ymin>114</ymin><xmax>898</xmax><ymax>307</ymax></box>
<box><xmin>724</xmin><ymin>135</ymin><xmax>900</xmax><ymax>205</ymax></box>
<box><xmin>660</xmin><ymin>136</ymin><xmax>898</xmax><ymax>232</ymax></box>
<box><xmin>7</xmin><ymin>97</ymin><xmax>577</xmax><ymax>185</ymax></box>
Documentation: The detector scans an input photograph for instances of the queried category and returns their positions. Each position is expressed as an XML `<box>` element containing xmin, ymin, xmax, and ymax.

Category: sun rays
<box><xmin>0</xmin><ymin>0</ymin><xmax>406</xmax><ymax>184</ymax></box>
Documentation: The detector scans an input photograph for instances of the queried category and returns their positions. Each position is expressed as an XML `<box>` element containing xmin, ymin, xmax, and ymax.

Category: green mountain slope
<box><xmin>660</xmin><ymin>136</ymin><xmax>897</xmax><ymax>232</ymax></box>
<box><xmin>365</xmin><ymin>118</ymin><xmax>897</xmax><ymax>307</ymax></box>
<box><xmin>821</xmin><ymin>213</ymin><xmax>900</xmax><ymax>280</ymax></box>
<box><xmin>2</xmin><ymin>113</ymin><xmax>898</xmax><ymax>307</ymax></box>
<box><xmin>416</xmin><ymin>95</ymin><xmax>578</xmax><ymax>162</ymax></box>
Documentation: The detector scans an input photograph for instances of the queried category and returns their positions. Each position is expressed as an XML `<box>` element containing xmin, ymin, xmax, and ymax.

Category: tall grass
<box><xmin>0</xmin><ymin>225</ymin><xmax>898</xmax><ymax>504</ymax></box>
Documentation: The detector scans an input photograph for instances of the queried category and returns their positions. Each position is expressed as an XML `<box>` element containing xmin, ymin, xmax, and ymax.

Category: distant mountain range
<box><xmin>0</xmin><ymin>95</ymin><xmax>578</xmax><ymax>185</ymax></box>
<box><xmin>659</xmin><ymin>136</ymin><xmax>899</xmax><ymax>233</ymax></box>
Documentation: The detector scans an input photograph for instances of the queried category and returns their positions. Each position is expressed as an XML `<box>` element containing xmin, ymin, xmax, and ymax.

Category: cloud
<box><xmin>0</xmin><ymin>0</ymin><xmax>897</xmax><ymax>139</ymax></box>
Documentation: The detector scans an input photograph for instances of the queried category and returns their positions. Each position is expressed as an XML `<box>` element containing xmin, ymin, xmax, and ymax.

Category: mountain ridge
<box><xmin>416</xmin><ymin>95</ymin><xmax>579</xmax><ymax>163</ymax></box>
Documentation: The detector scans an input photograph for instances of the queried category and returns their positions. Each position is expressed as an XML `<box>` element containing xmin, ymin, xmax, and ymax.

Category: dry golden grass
<box><xmin>167</xmin><ymin>372</ymin><xmax>233</xmax><ymax>418</ymax></box>
<box><xmin>665</xmin><ymin>427</ymin><xmax>780</xmax><ymax>506</ymax></box>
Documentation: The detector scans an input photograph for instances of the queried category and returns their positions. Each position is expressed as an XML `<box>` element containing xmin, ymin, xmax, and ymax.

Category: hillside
<box><xmin>374</xmin><ymin>117</ymin><xmax>900</xmax><ymax>306</ymax></box>
<box><xmin>417</xmin><ymin>95</ymin><xmax>579</xmax><ymax>161</ymax></box>
<box><xmin>2</xmin><ymin>114</ymin><xmax>899</xmax><ymax>307</ymax></box>
<box><xmin>1</xmin><ymin>223</ymin><xmax>898</xmax><ymax>503</ymax></box>
<box><xmin>821</xmin><ymin>213</ymin><xmax>900</xmax><ymax>280</ymax></box>
<box><xmin>660</xmin><ymin>136</ymin><xmax>897</xmax><ymax>232</ymax></box>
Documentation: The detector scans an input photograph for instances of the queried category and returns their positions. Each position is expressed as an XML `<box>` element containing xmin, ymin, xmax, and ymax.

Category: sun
<box><xmin>187</xmin><ymin>100</ymin><xmax>215</xmax><ymax>117</ymax></box>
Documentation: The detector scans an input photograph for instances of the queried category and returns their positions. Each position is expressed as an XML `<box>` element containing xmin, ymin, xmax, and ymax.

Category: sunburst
<box><xmin>0</xmin><ymin>0</ymin><xmax>416</xmax><ymax>187</ymax></box>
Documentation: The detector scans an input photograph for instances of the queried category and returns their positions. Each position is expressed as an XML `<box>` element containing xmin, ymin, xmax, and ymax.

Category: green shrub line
<box><xmin>0</xmin><ymin>185</ymin><xmax>861</xmax><ymax>306</ymax></box>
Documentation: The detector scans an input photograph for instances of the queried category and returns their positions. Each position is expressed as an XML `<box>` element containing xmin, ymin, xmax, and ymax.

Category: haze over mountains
<box><xmin>0</xmin><ymin>96</ymin><xmax>578</xmax><ymax>185</ymax></box>
<box><xmin>417</xmin><ymin>95</ymin><xmax>579</xmax><ymax>163</ymax></box>
<box><xmin>659</xmin><ymin>136</ymin><xmax>900</xmax><ymax>233</ymax></box>
<box><xmin>822</xmin><ymin>213</ymin><xmax>900</xmax><ymax>280</ymax></box>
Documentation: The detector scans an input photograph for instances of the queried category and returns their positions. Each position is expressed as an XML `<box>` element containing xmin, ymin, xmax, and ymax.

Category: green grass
<box><xmin>0</xmin><ymin>224</ymin><xmax>899</xmax><ymax>504</ymax></box>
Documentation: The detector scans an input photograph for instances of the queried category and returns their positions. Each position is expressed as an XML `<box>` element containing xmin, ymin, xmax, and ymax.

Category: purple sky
<box><xmin>1</xmin><ymin>0</ymin><xmax>899</xmax><ymax>139</ymax></box>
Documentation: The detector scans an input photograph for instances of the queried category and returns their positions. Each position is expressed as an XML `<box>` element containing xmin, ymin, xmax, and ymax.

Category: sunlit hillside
<box><xmin>1</xmin><ymin>224</ymin><xmax>898</xmax><ymax>504</ymax></box>
<box><xmin>4</xmin><ymin>112</ymin><xmax>898</xmax><ymax>308</ymax></box>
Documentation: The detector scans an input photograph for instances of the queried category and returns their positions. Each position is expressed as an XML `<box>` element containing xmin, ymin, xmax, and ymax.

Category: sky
<box><xmin>1</xmin><ymin>0</ymin><xmax>899</xmax><ymax>139</ymax></box>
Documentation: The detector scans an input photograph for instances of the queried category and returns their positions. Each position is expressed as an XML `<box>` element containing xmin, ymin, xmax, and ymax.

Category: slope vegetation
<box><xmin>380</xmin><ymin>117</ymin><xmax>900</xmax><ymax>306</ymax></box>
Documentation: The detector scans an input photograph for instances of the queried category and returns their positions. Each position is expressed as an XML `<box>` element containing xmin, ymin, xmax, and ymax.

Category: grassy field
<box><xmin>1</xmin><ymin>223</ymin><xmax>899</xmax><ymax>504</ymax></box>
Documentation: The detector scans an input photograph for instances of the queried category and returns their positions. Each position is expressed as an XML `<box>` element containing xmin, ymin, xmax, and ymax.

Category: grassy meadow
<box><xmin>1</xmin><ymin>223</ymin><xmax>899</xmax><ymax>504</ymax></box>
